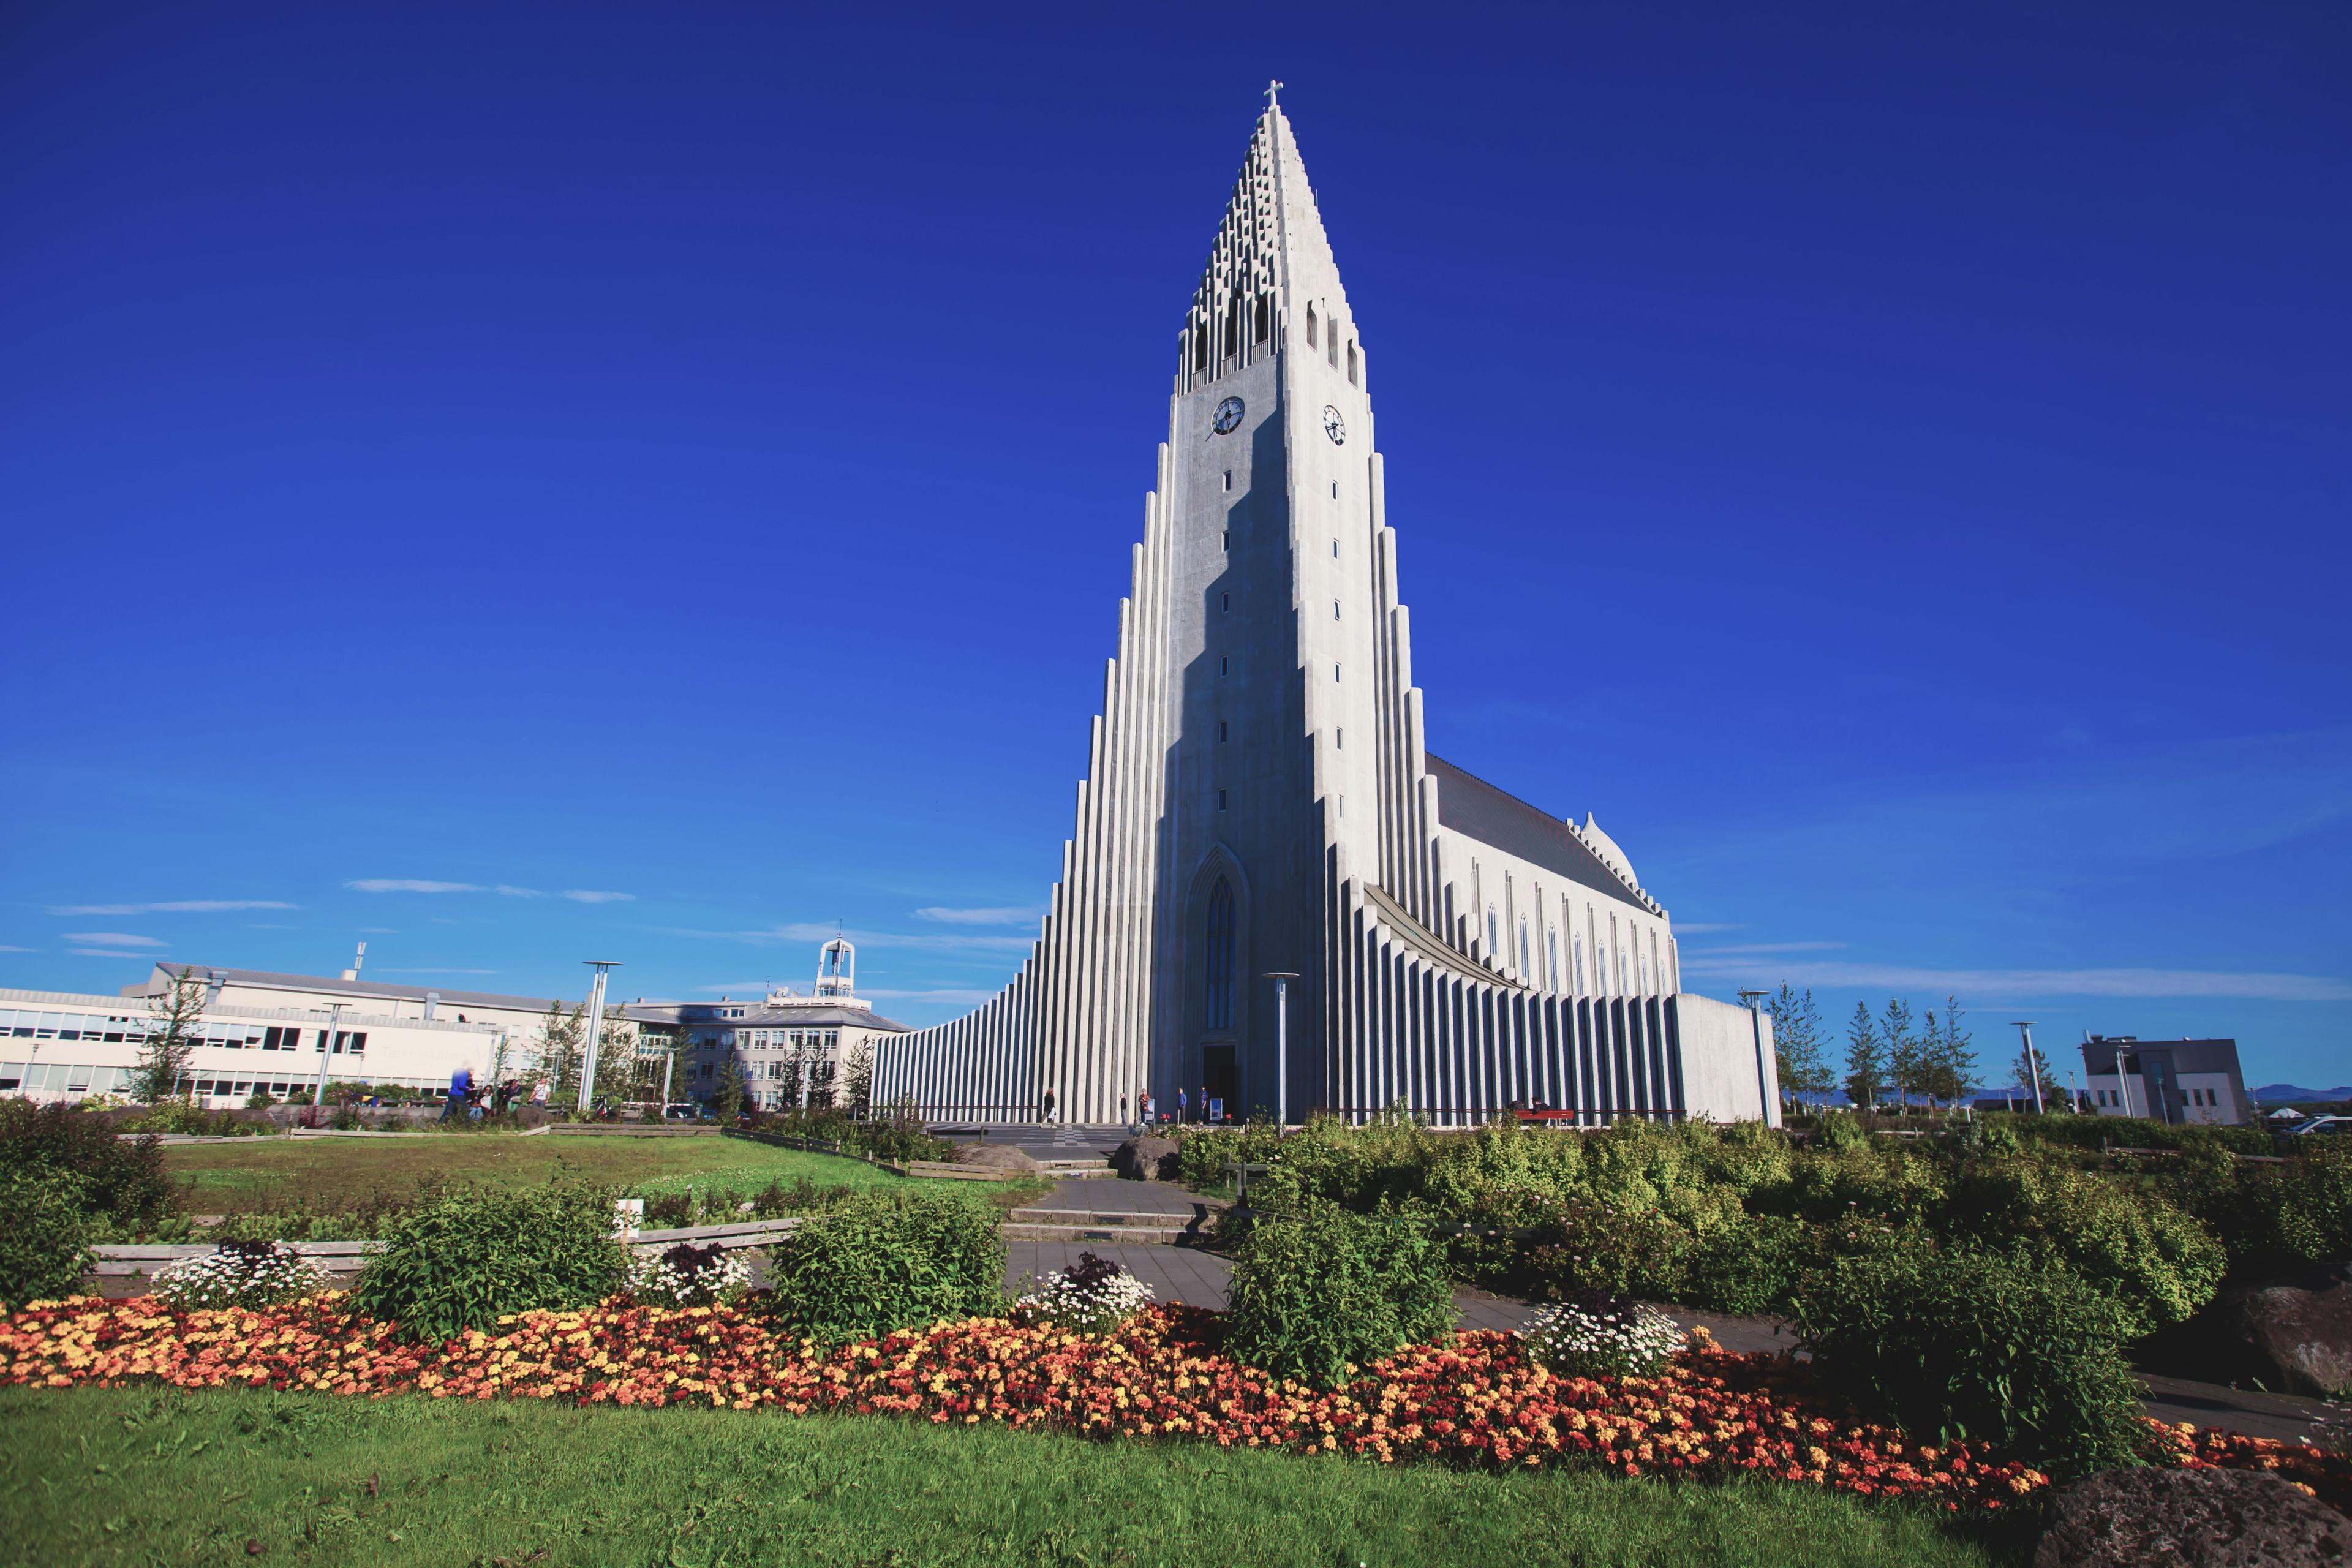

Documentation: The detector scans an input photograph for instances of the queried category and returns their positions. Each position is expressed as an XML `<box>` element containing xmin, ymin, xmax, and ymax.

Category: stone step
<box><xmin>1007</xmin><ymin>1207</ymin><xmax>1206</xmax><ymax>1227</ymax></box>
<box><xmin>1000</xmin><ymin>1221</ymin><xmax>1194</xmax><ymax>1244</ymax></box>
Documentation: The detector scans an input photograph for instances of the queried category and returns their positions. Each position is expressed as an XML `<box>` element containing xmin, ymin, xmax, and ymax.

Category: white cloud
<box><xmin>346</xmin><ymin>879</ymin><xmax>544</xmax><ymax>897</ymax></box>
<box><xmin>47</xmin><ymin>899</ymin><xmax>296</xmax><ymax>916</ymax></box>
<box><xmin>561</xmin><ymin>890</ymin><xmax>635</xmax><ymax>904</ymax></box>
<box><xmin>0</xmin><ymin>944</ymin><xmax>32</xmax><ymax>952</ymax></box>
<box><xmin>1675</xmin><ymin>957</ymin><xmax>2352</xmax><ymax>1003</ymax></box>
<box><xmin>913</xmin><ymin>906</ymin><xmax>1042</xmax><ymax>927</ymax></box>
<box><xmin>1683</xmin><ymin>941</ymin><xmax>1849</xmax><ymax>956</ymax></box>
<box><xmin>62</xmin><ymin>932</ymin><xmax>167</xmax><ymax>948</ymax></box>
<box><xmin>72</xmin><ymin>949</ymin><xmax>156</xmax><ymax>959</ymax></box>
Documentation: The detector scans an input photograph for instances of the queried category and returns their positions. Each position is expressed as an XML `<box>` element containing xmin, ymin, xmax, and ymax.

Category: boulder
<box><xmin>2034</xmin><ymin>1465</ymin><xmax>2351</xmax><ymax>1567</ymax></box>
<box><xmin>1112</xmin><ymin>1136</ymin><xmax>1178</xmax><ymax>1182</ymax></box>
<box><xmin>2237</xmin><ymin>1280</ymin><xmax>2352</xmax><ymax>1399</ymax></box>
<box><xmin>949</xmin><ymin>1142</ymin><xmax>1042</xmax><ymax>1173</ymax></box>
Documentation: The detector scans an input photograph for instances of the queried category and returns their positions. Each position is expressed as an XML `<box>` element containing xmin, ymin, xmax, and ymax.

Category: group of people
<box><xmin>1038</xmin><ymin>1087</ymin><xmax>1228</xmax><ymax>1129</ymax></box>
<box><xmin>440</xmin><ymin>1065</ymin><xmax>552</xmax><ymax>1122</ymax></box>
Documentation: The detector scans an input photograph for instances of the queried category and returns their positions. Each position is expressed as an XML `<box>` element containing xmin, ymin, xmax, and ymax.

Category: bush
<box><xmin>151</xmin><ymin>1241</ymin><xmax>330</xmax><ymax>1310</ymax></box>
<box><xmin>1520</xmin><ymin>1290</ymin><xmax>1683</xmax><ymax>1379</ymax></box>
<box><xmin>762</xmin><ymin>1189</ymin><xmax>1005</xmax><ymax>1344</ymax></box>
<box><xmin>1794</xmin><ymin>1246</ymin><xmax>2149</xmax><ymax>1479</ymax></box>
<box><xmin>1014</xmin><ymin>1251</ymin><xmax>1156</xmax><ymax>1335</ymax></box>
<box><xmin>349</xmin><ymin>1185</ymin><xmax>628</xmax><ymax>1341</ymax></box>
<box><xmin>1943</xmin><ymin>1163</ymin><xmax>2226</xmax><ymax>1336</ymax></box>
<box><xmin>0</xmin><ymin>1099</ymin><xmax>172</xmax><ymax>1223</ymax></box>
<box><xmin>117</xmin><ymin>1102</ymin><xmax>270</xmax><ymax>1137</ymax></box>
<box><xmin>0</xmin><ymin>1168</ymin><xmax>95</xmax><ymax>1309</ymax></box>
<box><xmin>1224</xmin><ymin>1204</ymin><xmax>1452</xmax><ymax>1389</ymax></box>
<box><xmin>1520</xmin><ymin>1200</ymin><xmax>1695</xmax><ymax>1303</ymax></box>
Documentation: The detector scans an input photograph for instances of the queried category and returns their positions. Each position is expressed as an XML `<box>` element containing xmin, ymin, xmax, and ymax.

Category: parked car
<box><xmin>2289</xmin><ymin>1115</ymin><xmax>2352</xmax><ymax>1137</ymax></box>
<box><xmin>663</xmin><ymin>1102</ymin><xmax>710</xmax><ymax>1121</ymax></box>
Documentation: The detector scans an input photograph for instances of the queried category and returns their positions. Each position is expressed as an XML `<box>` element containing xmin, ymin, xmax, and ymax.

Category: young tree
<box><xmin>1924</xmin><ymin>996</ymin><xmax>1977</xmax><ymax>1107</ymax></box>
<box><xmin>1843</xmin><ymin>1001</ymin><xmax>1883</xmax><ymax>1111</ymax></box>
<box><xmin>1765</xmin><ymin>983</ymin><xmax>1831</xmax><ymax>1107</ymax></box>
<box><xmin>714</xmin><ymin>1055</ymin><xmax>749</xmax><ymax>1122</ymax></box>
<box><xmin>532</xmin><ymin>1003</ymin><xmax>587</xmax><ymax>1100</ymax></box>
<box><xmin>840</xmin><ymin>1039</ymin><xmax>875</xmax><ymax>1117</ymax></box>
<box><xmin>1881</xmin><ymin>998</ymin><xmax>1918</xmax><ymax>1113</ymax></box>
<box><xmin>137</xmin><ymin>967</ymin><xmax>208</xmax><ymax>1104</ymax></box>
<box><xmin>2017</xmin><ymin>1041</ymin><xmax>2065</xmax><ymax>1109</ymax></box>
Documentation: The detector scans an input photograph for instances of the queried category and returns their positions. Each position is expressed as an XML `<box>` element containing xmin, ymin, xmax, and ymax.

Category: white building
<box><xmin>1</xmin><ymin>984</ymin><xmax>503</xmax><ymax>1105</ymax></box>
<box><xmin>629</xmin><ymin>941</ymin><xmax>909</xmax><ymax>1112</ymax></box>
<box><xmin>873</xmin><ymin>94</ymin><xmax>1777</xmax><ymax>1128</ymax></box>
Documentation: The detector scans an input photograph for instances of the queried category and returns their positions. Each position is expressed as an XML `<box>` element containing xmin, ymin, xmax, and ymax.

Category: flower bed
<box><xmin>2</xmin><ymin>1295</ymin><xmax>2343</xmax><ymax>1516</ymax></box>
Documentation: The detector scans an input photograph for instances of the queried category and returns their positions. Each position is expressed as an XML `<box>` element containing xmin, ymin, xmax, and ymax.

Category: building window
<box><xmin>1205</xmin><ymin>877</ymin><xmax>1235</xmax><ymax>1030</ymax></box>
<box><xmin>1218</xmin><ymin>720</ymin><xmax>1228</xmax><ymax>742</ymax></box>
<box><xmin>1327</xmin><ymin>330</ymin><xmax>1338</xmax><ymax>368</ymax></box>
<box><xmin>1547</xmin><ymin>926</ymin><xmax>1559</xmax><ymax>991</ymax></box>
<box><xmin>1254</xmin><ymin>294</ymin><xmax>1270</xmax><ymax>342</ymax></box>
<box><xmin>1335</xmin><ymin>728</ymin><xmax>1343</xmax><ymax>749</ymax></box>
<box><xmin>1486</xmin><ymin>905</ymin><xmax>1499</xmax><ymax>957</ymax></box>
<box><xmin>1333</xmin><ymin>663</ymin><xmax>1341</xmax><ymax>682</ymax></box>
<box><xmin>1333</xmin><ymin>600</ymin><xmax>1341</xmax><ymax>620</ymax></box>
<box><xmin>1330</xmin><ymin>481</ymin><xmax>1337</xmax><ymax>499</ymax></box>
<box><xmin>1217</xmin><ymin>788</ymin><xmax>1227</xmax><ymax>811</ymax></box>
<box><xmin>1306</xmin><ymin>303</ymin><xmax>1317</xmax><ymax>347</ymax></box>
<box><xmin>1348</xmin><ymin>341</ymin><xmax>1359</xmax><ymax>385</ymax></box>
<box><xmin>1221</xmin><ymin>592</ymin><xmax>1230</xmax><ymax>612</ymax></box>
<box><xmin>1222</xmin><ymin>470</ymin><xmax>1232</xmax><ymax>492</ymax></box>
<box><xmin>1332</xmin><ymin>538</ymin><xmax>1338</xmax><ymax>557</ymax></box>
<box><xmin>1518</xmin><ymin>919</ymin><xmax>1531</xmax><ymax>978</ymax></box>
<box><xmin>1219</xmin><ymin>655</ymin><xmax>1229</xmax><ymax>676</ymax></box>
<box><xmin>1222</xmin><ymin>529</ymin><xmax>1229</xmax><ymax>550</ymax></box>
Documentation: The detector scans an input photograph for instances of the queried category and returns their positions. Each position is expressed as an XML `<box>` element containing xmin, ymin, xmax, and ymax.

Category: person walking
<box><xmin>443</xmin><ymin>1064</ymin><xmax>473</xmax><ymax>1123</ymax></box>
<box><xmin>1041</xmin><ymin>1086</ymin><xmax>1057</xmax><ymax>1125</ymax></box>
<box><xmin>1119</xmin><ymin>1091</ymin><xmax>1129</xmax><ymax>1128</ymax></box>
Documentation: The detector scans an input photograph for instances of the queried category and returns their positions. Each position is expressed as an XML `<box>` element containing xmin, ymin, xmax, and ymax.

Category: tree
<box><xmin>1843</xmin><ymin>1001</ymin><xmax>1883</xmax><ymax>1112</ymax></box>
<box><xmin>714</xmin><ymin>1055</ymin><xmax>749</xmax><ymax>1122</ymax></box>
<box><xmin>2016</xmin><ymin>1039</ymin><xmax>2065</xmax><ymax>1110</ymax></box>
<box><xmin>137</xmin><ymin>967</ymin><xmax>206</xmax><ymax>1104</ymax></box>
<box><xmin>1766</xmin><ymin>984</ymin><xmax>1831</xmax><ymax>1106</ymax></box>
<box><xmin>1881</xmin><ymin>998</ymin><xmax>1918</xmax><ymax>1113</ymax></box>
<box><xmin>533</xmin><ymin>1003</ymin><xmax>587</xmax><ymax>1101</ymax></box>
<box><xmin>1920</xmin><ymin>996</ymin><xmax>1977</xmax><ymax>1107</ymax></box>
<box><xmin>840</xmin><ymin>1039</ymin><xmax>875</xmax><ymax>1117</ymax></box>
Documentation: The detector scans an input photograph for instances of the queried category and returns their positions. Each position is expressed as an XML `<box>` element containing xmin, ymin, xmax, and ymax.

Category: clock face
<box><xmin>1322</xmin><ymin>405</ymin><xmax>1347</xmax><ymax>445</ymax></box>
<box><xmin>1212</xmin><ymin>396</ymin><xmax>1245</xmax><ymax>435</ymax></box>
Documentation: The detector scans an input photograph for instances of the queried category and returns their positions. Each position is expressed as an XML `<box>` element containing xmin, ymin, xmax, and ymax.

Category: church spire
<box><xmin>1178</xmin><ymin>92</ymin><xmax>1355</xmax><ymax>392</ymax></box>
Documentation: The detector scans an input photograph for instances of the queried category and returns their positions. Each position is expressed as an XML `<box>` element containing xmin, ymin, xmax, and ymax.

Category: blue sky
<box><xmin>3</xmin><ymin>3</ymin><xmax>2346</xmax><ymax>1089</ymax></box>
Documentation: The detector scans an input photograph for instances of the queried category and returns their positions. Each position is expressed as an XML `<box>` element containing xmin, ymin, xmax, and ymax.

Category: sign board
<box><xmin>1207</xmin><ymin>1098</ymin><xmax>1224</xmax><ymax>1123</ymax></box>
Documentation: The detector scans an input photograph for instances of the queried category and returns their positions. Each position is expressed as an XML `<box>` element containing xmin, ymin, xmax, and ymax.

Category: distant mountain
<box><xmin>2249</xmin><ymin>1084</ymin><xmax>2352</xmax><ymax>1104</ymax></box>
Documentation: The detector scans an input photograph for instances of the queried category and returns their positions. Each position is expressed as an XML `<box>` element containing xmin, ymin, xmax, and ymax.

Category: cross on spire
<box><xmin>1264</xmin><ymin>80</ymin><xmax>1283</xmax><ymax>110</ymax></box>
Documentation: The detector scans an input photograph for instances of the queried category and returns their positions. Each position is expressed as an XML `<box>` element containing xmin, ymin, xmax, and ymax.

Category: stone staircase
<box><xmin>1000</xmin><ymin>1183</ymin><xmax>1223</xmax><ymax>1245</ymax></box>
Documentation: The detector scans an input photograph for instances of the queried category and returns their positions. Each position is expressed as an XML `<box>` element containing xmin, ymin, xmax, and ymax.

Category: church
<box><xmin>873</xmin><ymin>92</ymin><xmax>1779</xmax><ymax>1128</ymax></box>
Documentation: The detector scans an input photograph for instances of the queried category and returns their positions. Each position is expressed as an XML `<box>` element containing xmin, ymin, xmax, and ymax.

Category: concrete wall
<box><xmin>1674</xmin><ymin>992</ymin><xmax>1780</xmax><ymax>1126</ymax></box>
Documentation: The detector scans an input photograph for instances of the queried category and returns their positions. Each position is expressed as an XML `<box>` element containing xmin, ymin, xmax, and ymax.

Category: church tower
<box><xmin>874</xmin><ymin>92</ymin><xmax>1780</xmax><ymax>1128</ymax></box>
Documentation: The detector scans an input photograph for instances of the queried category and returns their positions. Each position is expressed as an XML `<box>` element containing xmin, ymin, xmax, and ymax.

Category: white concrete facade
<box><xmin>872</xmin><ymin>99</ymin><xmax>1777</xmax><ymax>1128</ymax></box>
<box><xmin>2</xmin><ymin>986</ymin><xmax>503</xmax><ymax>1104</ymax></box>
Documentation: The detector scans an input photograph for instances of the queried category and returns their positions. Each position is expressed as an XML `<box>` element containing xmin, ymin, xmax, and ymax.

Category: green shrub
<box><xmin>1943</xmin><ymin>1163</ymin><xmax>2225</xmax><ymax>1336</ymax></box>
<box><xmin>1795</xmin><ymin>1246</ymin><xmax>2149</xmax><ymax>1479</ymax></box>
<box><xmin>1520</xmin><ymin>1200</ymin><xmax>1695</xmax><ymax>1303</ymax></box>
<box><xmin>0</xmin><ymin>1100</ymin><xmax>172</xmax><ymax>1223</ymax></box>
<box><xmin>761</xmin><ymin>1189</ymin><xmax>1005</xmax><ymax>1345</ymax></box>
<box><xmin>1682</xmin><ymin>1212</ymin><xmax>1809</xmax><ymax>1317</ymax></box>
<box><xmin>0</xmin><ymin>1168</ymin><xmax>96</xmax><ymax>1308</ymax></box>
<box><xmin>349</xmin><ymin>1184</ymin><xmax>627</xmax><ymax>1341</ymax></box>
<box><xmin>1224</xmin><ymin>1204</ymin><xmax>1452</xmax><ymax>1389</ymax></box>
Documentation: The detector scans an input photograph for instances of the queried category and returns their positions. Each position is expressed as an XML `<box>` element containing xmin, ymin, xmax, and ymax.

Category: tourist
<box><xmin>1042</xmin><ymin>1087</ymin><xmax>1057</xmax><ymax>1125</ymax></box>
<box><xmin>530</xmin><ymin>1077</ymin><xmax>550</xmax><ymax>1109</ymax></box>
<box><xmin>443</xmin><ymin>1064</ymin><xmax>473</xmax><ymax>1123</ymax></box>
<box><xmin>1119</xmin><ymin>1091</ymin><xmax>1129</xmax><ymax>1127</ymax></box>
<box><xmin>1177</xmin><ymin>1087</ymin><xmax>1187</xmax><ymax>1123</ymax></box>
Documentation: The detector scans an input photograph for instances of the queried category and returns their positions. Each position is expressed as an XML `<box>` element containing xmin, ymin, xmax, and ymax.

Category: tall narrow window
<box><xmin>1221</xmin><ymin>592</ymin><xmax>1230</xmax><ymax>612</ymax></box>
<box><xmin>1306</xmin><ymin>304</ymin><xmax>1318</xmax><ymax>347</ymax></box>
<box><xmin>1253</xmin><ymin>294</ymin><xmax>1270</xmax><ymax>342</ymax></box>
<box><xmin>1486</xmin><ymin>905</ymin><xmax>1500</xmax><ymax>957</ymax></box>
<box><xmin>1216</xmin><ymin>788</ymin><xmax>1227</xmax><ymax>810</ymax></box>
<box><xmin>1217</xmin><ymin>720</ymin><xmax>1228</xmax><ymax>742</ymax></box>
<box><xmin>1547</xmin><ymin>927</ymin><xmax>1560</xmax><ymax>992</ymax></box>
<box><xmin>1333</xmin><ymin>663</ymin><xmax>1341</xmax><ymax>682</ymax></box>
<box><xmin>1219</xmin><ymin>655</ymin><xmax>1229</xmax><ymax>676</ymax></box>
<box><xmin>1348</xmin><ymin>341</ymin><xmax>1359</xmax><ymax>385</ymax></box>
<box><xmin>1518</xmin><ymin>919</ymin><xmax>1531</xmax><ymax>979</ymax></box>
<box><xmin>1327</xmin><ymin>330</ymin><xmax>1339</xmax><ymax>368</ymax></box>
<box><xmin>1333</xmin><ymin>600</ymin><xmax>1341</xmax><ymax>620</ymax></box>
<box><xmin>1574</xmin><ymin>935</ymin><xmax>1586</xmax><ymax>992</ymax></box>
<box><xmin>1221</xmin><ymin>529</ymin><xmax>1229</xmax><ymax>549</ymax></box>
<box><xmin>1330</xmin><ymin>481</ymin><xmax>1338</xmax><ymax>499</ymax></box>
<box><xmin>1222</xmin><ymin>470</ymin><xmax>1232</xmax><ymax>492</ymax></box>
<box><xmin>1331</xmin><ymin>538</ymin><xmax>1338</xmax><ymax>557</ymax></box>
<box><xmin>1205</xmin><ymin>878</ymin><xmax>1235</xmax><ymax>1030</ymax></box>
<box><xmin>1335</xmin><ymin>728</ymin><xmax>1343</xmax><ymax>749</ymax></box>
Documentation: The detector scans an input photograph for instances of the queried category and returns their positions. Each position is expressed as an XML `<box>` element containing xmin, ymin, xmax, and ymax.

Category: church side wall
<box><xmin>1675</xmin><ymin>992</ymin><xmax>1780</xmax><ymax>1126</ymax></box>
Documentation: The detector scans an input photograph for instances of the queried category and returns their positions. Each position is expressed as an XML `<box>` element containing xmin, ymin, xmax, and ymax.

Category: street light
<box><xmin>1737</xmin><ymin>989</ymin><xmax>1772</xmax><ymax>1125</ymax></box>
<box><xmin>1262</xmin><ymin>972</ymin><xmax>1298</xmax><ymax>1131</ymax></box>
<box><xmin>576</xmin><ymin>961</ymin><xmax>623</xmax><ymax>1115</ymax></box>
<box><xmin>308</xmin><ymin>1002</ymin><xmax>346</xmax><ymax>1114</ymax></box>
<box><xmin>2009</xmin><ymin>1022</ymin><xmax>2044</xmax><ymax>1115</ymax></box>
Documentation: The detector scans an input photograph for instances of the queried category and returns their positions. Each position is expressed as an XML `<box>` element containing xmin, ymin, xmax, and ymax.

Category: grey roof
<box><xmin>127</xmin><ymin>964</ymin><xmax>569</xmax><ymax>1014</ymax></box>
<box><xmin>2081</xmin><ymin>1037</ymin><xmax>2244</xmax><ymax>1077</ymax></box>
<box><xmin>625</xmin><ymin>1001</ymin><xmax>911</xmax><ymax>1034</ymax></box>
<box><xmin>1423</xmin><ymin>754</ymin><xmax>1646</xmax><ymax>905</ymax></box>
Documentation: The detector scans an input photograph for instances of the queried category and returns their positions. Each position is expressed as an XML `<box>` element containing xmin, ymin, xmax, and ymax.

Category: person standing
<box><xmin>443</xmin><ymin>1064</ymin><xmax>473</xmax><ymax>1123</ymax></box>
<box><xmin>1041</xmin><ymin>1086</ymin><xmax>1057</xmax><ymax>1125</ymax></box>
<box><xmin>1119</xmin><ymin>1091</ymin><xmax>1129</xmax><ymax>1128</ymax></box>
<box><xmin>1200</xmin><ymin>1084</ymin><xmax>1210</xmax><ymax>1123</ymax></box>
<box><xmin>1177</xmin><ymin>1087</ymin><xmax>1188</xmax><ymax>1124</ymax></box>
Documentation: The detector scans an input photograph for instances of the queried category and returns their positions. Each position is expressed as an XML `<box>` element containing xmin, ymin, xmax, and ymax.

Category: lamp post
<box><xmin>1262</xmin><ymin>972</ymin><xmax>1298</xmax><ymax>1131</ymax></box>
<box><xmin>2009</xmin><ymin>1022</ymin><xmax>2044</xmax><ymax>1115</ymax></box>
<box><xmin>576</xmin><ymin>961</ymin><xmax>622</xmax><ymax>1114</ymax></box>
<box><xmin>1738</xmin><ymin>989</ymin><xmax>1771</xmax><ymax>1125</ymax></box>
<box><xmin>308</xmin><ymin>1003</ymin><xmax>346</xmax><ymax>1112</ymax></box>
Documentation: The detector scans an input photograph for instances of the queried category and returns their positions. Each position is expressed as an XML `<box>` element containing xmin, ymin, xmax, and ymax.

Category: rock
<box><xmin>949</xmin><ymin>1142</ymin><xmax>1042</xmax><ymax>1172</ymax></box>
<box><xmin>1112</xmin><ymin>1136</ymin><xmax>1178</xmax><ymax>1182</ymax></box>
<box><xmin>2034</xmin><ymin>1465</ymin><xmax>2351</xmax><ymax>1567</ymax></box>
<box><xmin>2237</xmin><ymin>1280</ymin><xmax>2352</xmax><ymax>1399</ymax></box>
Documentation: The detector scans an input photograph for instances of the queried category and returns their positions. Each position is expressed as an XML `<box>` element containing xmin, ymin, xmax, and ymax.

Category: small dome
<box><xmin>1582</xmin><ymin>813</ymin><xmax>1636</xmax><ymax>887</ymax></box>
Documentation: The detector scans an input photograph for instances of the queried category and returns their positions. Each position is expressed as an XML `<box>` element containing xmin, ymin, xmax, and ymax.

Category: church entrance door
<box><xmin>1202</xmin><ymin>1043</ymin><xmax>1236</xmax><ymax>1117</ymax></box>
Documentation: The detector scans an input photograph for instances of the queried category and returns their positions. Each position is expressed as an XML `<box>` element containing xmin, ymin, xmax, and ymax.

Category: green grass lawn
<box><xmin>0</xmin><ymin>1385</ymin><xmax>2034</xmax><ymax>1568</ymax></box>
<box><xmin>162</xmin><ymin>1134</ymin><xmax>1033</xmax><ymax>1213</ymax></box>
